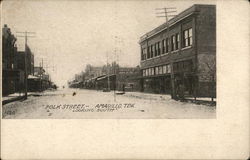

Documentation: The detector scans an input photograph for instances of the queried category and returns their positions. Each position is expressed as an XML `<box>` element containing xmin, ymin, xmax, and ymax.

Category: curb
<box><xmin>2</xmin><ymin>96</ymin><xmax>26</xmax><ymax>105</ymax></box>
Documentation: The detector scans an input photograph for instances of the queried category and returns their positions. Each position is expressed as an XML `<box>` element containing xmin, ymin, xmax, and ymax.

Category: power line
<box><xmin>155</xmin><ymin>7</ymin><xmax>177</xmax><ymax>23</ymax></box>
<box><xmin>16</xmin><ymin>31</ymin><xmax>36</xmax><ymax>99</ymax></box>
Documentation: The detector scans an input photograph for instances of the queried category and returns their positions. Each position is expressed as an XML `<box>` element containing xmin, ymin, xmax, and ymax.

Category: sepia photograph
<box><xmin>1</xmin><ymin>0</ymin><xmax>216</xmax><ymax>119</ymax></box>
<box><xmin>1</xmin><ymin>0</ymin><xmax>249</xmax><ymax>159</ymax></box>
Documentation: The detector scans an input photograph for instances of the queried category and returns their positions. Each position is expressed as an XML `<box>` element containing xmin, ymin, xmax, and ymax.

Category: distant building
<box><xmin>116</xmin><ymin>66</ymin><xmax>140</xmax><ymax>91</ymax></box>
<box><xmin>16</xmin><ymin>45</ymin><xmax>34</xmax><ymax>76</ymax></box>
<box><xmin>139</xmin><ymin>4</ymin><xmax>216</xmax><ymax>98</ymax></box>
<box><xmin>95</xmin><ymin>65</ymin><xmax>140</xmax><ymax>92</ymax></box>
<box><xmin>2</xmin><ymin>24</ymin><xmax>21</xmax><ymax>95</ymax></box>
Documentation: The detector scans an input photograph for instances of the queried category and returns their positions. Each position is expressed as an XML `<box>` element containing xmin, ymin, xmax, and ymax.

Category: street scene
<box><xmin>2</xmin><ymin>88</ymin><xmax>215</xmax><ymax>119</ymax></box>
<box><xmin>2</xmin><ymin>1</ymin><xmax>216</xmax><ymax>119</ymax></box>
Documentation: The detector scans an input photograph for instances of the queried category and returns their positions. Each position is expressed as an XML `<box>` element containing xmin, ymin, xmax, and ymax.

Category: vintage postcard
<box><xmin>2</xmin><ymin>0</ymin><xmax>216</xmax><ymax>119</ymax></box>
<box><xmin>1</xmin><ymin>0</ymin><xmax>249</xmax><ymax>159</ymax></box>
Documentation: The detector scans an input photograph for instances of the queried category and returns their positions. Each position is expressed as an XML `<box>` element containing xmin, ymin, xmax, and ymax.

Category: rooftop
<box><xmin>139</xmin><ymin>4</ymin><xmax>215</xmax><ymax>43</ymax></box>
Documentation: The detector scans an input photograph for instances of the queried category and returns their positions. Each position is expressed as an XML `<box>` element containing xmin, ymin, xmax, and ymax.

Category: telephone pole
<box><xmin>156</xmin><ymin>7</ymin><xmax>177</xmax><ymax>99</ymax></box>
<box><xmin>17</xmin><ymin>31</ymin><xmax>36</xmax><ymax>99</ymax></box>
<box><xmin>106</xmin><ymin>52</ymin><xmax>110</xmax><ymax>91</ymax></box>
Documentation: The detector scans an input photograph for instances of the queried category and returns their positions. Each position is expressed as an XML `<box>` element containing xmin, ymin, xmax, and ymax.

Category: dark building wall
<box><xmin>2</xmin><ymin>25</ymin><xmax>18</xmax><ymax>95</ymax></box>
<box><xmin>16</xmin><ymin>50</ymin><xmax>34</xmax><ymax>76</ymax></box>
<box><xmin>196</xmin><ymin>5</ymin><xmax>216</xmax><ymax>97</ymax></box>
<box><xmin>139</xmin><ymin>5</ymin><xmax>216</xmax><ymax>97</ymax></box>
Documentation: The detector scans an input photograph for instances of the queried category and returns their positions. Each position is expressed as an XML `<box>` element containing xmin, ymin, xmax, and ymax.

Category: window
<box><xmin>171</xmin><ymin>34</ymin><xmax>180</xmax><ymax>51</ymax></box>
<box><xmin>159</xmin><ymin>66</ymin><xmax>163</xmax><ymax>74</ymax></box>
<box><xmin>167</xmin><ymin>65</ymin><xmax>171</xmax><ymax>73</ymax></box>
<box><xmin>151</xmin><ymin>67</ymin><xmax>155</xmax><ymax>75</ymax></box>
<box><xmin>151</xmin><ymin>45</ymin><xmax>154</xmax><ymax>58</ymax></box>
<box><xmin>147</xmin><ymin>46</ymin><xmax>150</xmax><ymax>59</ymax></box>
<box><xmin>158</xmin><ymin>42</ymin><xmax>161</xmax><ymax>55</ymax></box>
<box><xmin>176</xmin><ymin>33</ymin><xmax>180</xmax><ymax>50</ymax></box>
<box><xmin>146</xmin><ymin>69</ymin><xmax>149</xmax><ymax>76</ymax></box>
<box><xmin>143</xmin><ymin>69</ymin><xmax>146</xmax><ymax>76</ymax></box>
<box><xmin>155</xmin><ymin>67</ymin><xmax>159</xmax><ymax>75</ymax></box>
<box><xmin>171</xmin><ymin>35</ymin><xmax>176</xmax><ymax>51</ymax></box>
<box><xmin>183</xmin><ymin>28</ymin><xmax>193</xmax><ymax>47</ymax></box>
<box><xmin>162</xmin><ymin>39</ymin><xmax>166</xmax><ymax>54</ymax></box>
<box><xmin>189</xmin><ymin>28</ymin><xmax>193</xmax><ymax>45</ymax></box>
<box><xmin>163</xmin><ymin>65</ymin><xmax>167</xmax><ymax>74</ymax></box>
<box><xmin>141</xmin><ymin>48</ymin><xmax>143</xmax><ymax>60</ymax></box>
<box><xmin>155</xmin><ymin>43</ymin><xmax>158</xmax><ymax>56</ymax></box>
<box><xmin>141</xmin><ymin>48</ymin><xmax>147</xmax><ymax>60</ymax></box>
<box><xmin>166</xmin><ymin>38</ymin><xmax>169</xmax><ymax>53</ymax></box>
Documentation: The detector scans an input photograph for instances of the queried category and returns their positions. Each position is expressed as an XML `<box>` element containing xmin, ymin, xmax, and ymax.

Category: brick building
<box><xmin>16</xmin><ymin>45</ymin><xmax>34</xmax><ymax>76</ymax></box>
<box><xmin>2</xmin><ymin>24</ymin><xmax>21</xmax><ymax>95</ymax></box>
<box><xmin>139</xmin><ymin>4</ymin><xmax>216</xmax><ymax>98</ymax></box>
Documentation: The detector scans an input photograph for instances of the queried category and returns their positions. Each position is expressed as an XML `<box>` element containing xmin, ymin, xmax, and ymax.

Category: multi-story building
<box><xmin>2</xmin><ymin>24</ymin><xmax>20</xmax><ymax>95</ymax></box>
<box><xmin>139</xmin><ymin>4</ymin><xmax>216</xmax><ymax>98</ymax></box>
<box><xmin>16</xmin><ymin>45</ymin><xmax>34</xmax><ymax>76</ymax></box>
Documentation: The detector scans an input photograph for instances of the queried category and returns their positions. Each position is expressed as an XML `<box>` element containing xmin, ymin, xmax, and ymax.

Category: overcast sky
<box><xmin>2</xmin><ymin>0</ymin><xmax>216</xmax><ymax>86</ymax></box>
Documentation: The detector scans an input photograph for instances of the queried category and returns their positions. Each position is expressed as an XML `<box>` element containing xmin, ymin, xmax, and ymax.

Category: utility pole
<box><xmin>17</xmin><ymin>31</ymin><xmax>36</xmax><ymax>99</ymax></box>
<box><xmin>156</xmin><ymin>7</ymin><xmax>177</xmax><ymax>99</ymax></box>
<box><xmin>106</xmin><ymin>52</ymin><xmax>110</xmax><ymax>91</ymax></box>
<box><xmin>113</xmin><ymin>48</ymin><xmax>117</xmax><ymax>102</ymax></box>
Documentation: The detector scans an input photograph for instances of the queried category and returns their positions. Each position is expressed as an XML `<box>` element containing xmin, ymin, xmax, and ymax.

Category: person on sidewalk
<box><xmin>177</xmin><ymin>83</ymin><xmax>185</xmax><ymax>101</ymax></box>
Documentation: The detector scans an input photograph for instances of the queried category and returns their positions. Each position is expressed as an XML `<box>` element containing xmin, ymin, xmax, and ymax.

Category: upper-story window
<box><xmin>176</xmin><ymin>33</ymin><xmax>180</xmax><ymax>50</ymax></box>
<box><xmin>163</xmin><ymin>65</ymin><xmax>167</xmax><ymax>74</ymax></box>
<box><xmin>155</xmin><ymin>66</ymin><xmax>159</xmax><ymax>75</ymax></box>
<box><xmin>151</xmin><ymin>45</ymin><xmax>154</xmax><ymax>58</ymax></box>
<box><xmin>171</xmin><ymin>33</ymin><xmax>180</xmax><ymax>51</ymax></box>
<box><xmin>143</xmin><ymin>48</ymin><xmax>147</xmax><ymax>60</ymax></box>
<box><xmin>166</xmin><ymin>38</ymin><xmax>169</xmax><ymax>53</ymax></box>
<box><xmin>147</xmin><ymin>46</ymin><xmax>150</xmax><ymax>59</ymax></box>
<box><xmin>141</xmin><ymin>48</ymin><xmax>146</xmax><ymax>60</ymax></box>
<box><xmin>171</xmin><ymin>35</ymin><xmax>176</xmax><ymax>51</ymax></box>
<box><xmin>151</xmin><ymin>67</ymin><xmax>155</xmax><ymax>75</ymax></box>
<box><xmin>143</xmin><ymin>69</ymin><xmax>146</xmax><ymax>76</ymax></box>
<box><xmin>162</xmin><ymin>39</ymin><xmax>166</xmax><ymax>54</ymax></box>
<box><xmin>158</xmin><ymin>42</ymin><xmax>161</xmax><ymax>55</ymax></box>
<box><xmin>158</xmin><ymin>66</ymin><xmax>163</xmax><ymax>74</ymax></box>
<box><xmin>155</xmin><ymin>43</ymin><xmax>158</xmax><ymax>56</ymax></box>
<box><xmin>183</xmin><ymin>28</ymin><xmax>193</xmax><ymax>47</ymax></box>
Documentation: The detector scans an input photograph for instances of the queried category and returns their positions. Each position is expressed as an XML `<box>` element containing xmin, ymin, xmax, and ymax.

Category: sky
<box><xmin>2</xmin><ymin>0</ymin><xmax>216</xmax><ymax>87</ymax></box>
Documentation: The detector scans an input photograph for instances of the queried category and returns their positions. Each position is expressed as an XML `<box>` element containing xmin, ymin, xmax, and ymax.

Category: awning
<box><xmin>97</xmin><ymin>75</ymin><xmax>107</xmax><ymax>81</ymax></box>
<box><xmin>28</xmin><ymin>75</ymin><xmax>40</xmax><ymax>79</ymax></box>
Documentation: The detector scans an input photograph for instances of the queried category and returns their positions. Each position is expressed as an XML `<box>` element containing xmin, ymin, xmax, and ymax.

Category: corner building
<box><xmin>139</xmin><ymin>4</ymin><xmax>216</xmax><ymax>98</ymax></box>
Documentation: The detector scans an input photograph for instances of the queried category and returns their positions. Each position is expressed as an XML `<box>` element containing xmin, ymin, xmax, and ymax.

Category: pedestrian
<box><xmin>178</xmin><ymin>83</ymin><xmax>185</xmax><ymax>101</ymax></box>
<box><xmin>122</xmin><ymin>84</ymin><xmax>125</xmax><ymax>93</ymax></box>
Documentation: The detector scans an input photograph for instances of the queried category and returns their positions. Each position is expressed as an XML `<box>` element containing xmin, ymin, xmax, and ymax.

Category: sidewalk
<box><xmin>121</xmin><ymin>91</ymin><xmax>216</xmax><ymax>106</ymax></box>
<box><xmin>2</xmin><ymin>93</ymin><xmax>26</xmax><ymax>105</ymax></box>
<box><xmin>2</xmin><ymin>92</ymin><xmax>44</xmax><ymax>105</ymax></box>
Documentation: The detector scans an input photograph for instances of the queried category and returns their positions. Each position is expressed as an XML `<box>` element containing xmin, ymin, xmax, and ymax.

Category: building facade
<box><xmin>139</xmin><ymin>4</ymin><xmax>216</xmax><ymax>98</ymax></box>
<box><xmin>2</xmin><ymin>24</ymin><xmax>20</xmax><ymax>95</ymax></box>
<box><xmin>16</xmin><ymin>46</ymin><xmax>34</xmax><ymax>76</ymax></box>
